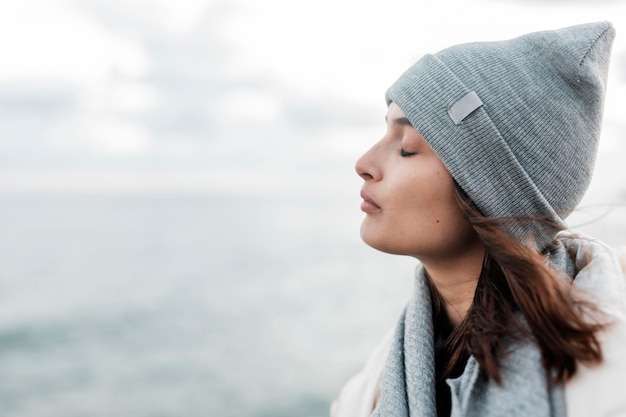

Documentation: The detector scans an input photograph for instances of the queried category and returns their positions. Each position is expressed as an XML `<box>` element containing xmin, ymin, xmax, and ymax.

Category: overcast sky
<box><xmin>0</xmin><ymin>0</ymin><xmax>625</xmax><ymax>197</ymax></box>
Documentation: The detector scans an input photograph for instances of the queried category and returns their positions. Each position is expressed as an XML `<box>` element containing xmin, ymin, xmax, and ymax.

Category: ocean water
<box><xmin>0</xmin><ymin>193</ymin><xmax>416</xmax><ymax>417</ymax></box>
<box><xmin>0</xmin><ymin>191</ymin><xmax>624</xmax><ymax>417</ymax></box>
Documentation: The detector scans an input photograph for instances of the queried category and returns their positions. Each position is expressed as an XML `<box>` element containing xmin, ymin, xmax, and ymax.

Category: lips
<box><xmin>360</xmin><ymin>189</ymin><xmax>381</xmax><ymax>212</ymax></box>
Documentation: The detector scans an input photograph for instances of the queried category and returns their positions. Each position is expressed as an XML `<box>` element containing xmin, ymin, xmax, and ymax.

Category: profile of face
<box><xmin>355</xmin><ymin>102</ymin><xmax>479</xmax><ymax>262</ymax></box>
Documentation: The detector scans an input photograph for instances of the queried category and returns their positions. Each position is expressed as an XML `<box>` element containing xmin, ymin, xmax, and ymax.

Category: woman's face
<box><xmin>355</xmin><ymin>102</ymin><xmax>479</xmax><ymax>261</ymax></box>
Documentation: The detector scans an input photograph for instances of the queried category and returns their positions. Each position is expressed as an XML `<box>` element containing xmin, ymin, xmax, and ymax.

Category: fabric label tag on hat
<box><xmin>448</xmin><ymin>91</ymin><xmax>483</xmax><ymax>125</ymax></box>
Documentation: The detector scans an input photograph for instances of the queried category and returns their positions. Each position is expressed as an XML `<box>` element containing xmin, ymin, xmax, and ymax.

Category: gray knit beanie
<box><xmin>386</xmin><ymin>21</ymin><xmax>615</xmax><ymax>250</ymax></box>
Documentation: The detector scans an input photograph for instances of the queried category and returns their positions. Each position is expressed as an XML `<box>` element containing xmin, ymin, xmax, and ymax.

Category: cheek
<box><xmin>400</xmin><ymin>171</ymin><xmax>456</xmax><ymax>218</ymax></box>
<box><xmin>360</xmin><ymin>164</ymin><xmax>475</xmax><ymax>256</ymax></box>
<box><xmin>401</xmin><ymin>175</ymin><xmax>473</xmax><ymax>247</ymax></box>
<box><xmin>421</xmin><ymin>177</ymin><xmax>465</xmax><ymax>230</ymax></box>
<box><xmin>361</xmin><ymin>187</ymin><xmax>460</xmax><ymax>254</ymax></box>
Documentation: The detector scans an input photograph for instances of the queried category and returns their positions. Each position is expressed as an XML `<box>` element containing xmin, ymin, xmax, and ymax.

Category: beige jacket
<box><xmin>331</xmin><ymin>239</ymin><xmax>626</xmax><ymax>417</ymax></box>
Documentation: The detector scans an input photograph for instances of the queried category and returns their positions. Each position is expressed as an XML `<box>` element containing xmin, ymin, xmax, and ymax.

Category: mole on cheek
<box><xmin>436</xmin><ymin>220</ymin><xmax>440</xmax><ymax>223</ymax></box>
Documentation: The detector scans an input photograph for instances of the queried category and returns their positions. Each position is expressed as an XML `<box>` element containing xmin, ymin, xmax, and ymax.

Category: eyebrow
<box><xmin>385</xmin><ymin>116</ymin><xmax>413</xmax><ymax>127</ymax></box>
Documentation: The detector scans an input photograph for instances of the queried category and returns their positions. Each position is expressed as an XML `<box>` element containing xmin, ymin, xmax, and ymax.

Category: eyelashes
<box><xmin>400</xmin><ymin>148</ymin><xmax>417</xmax><ymax>157</ymax></box>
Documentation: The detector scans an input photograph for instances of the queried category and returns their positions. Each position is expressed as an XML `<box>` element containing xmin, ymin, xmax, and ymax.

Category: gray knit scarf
<box><xmin>371</xmin><ymin>246</ymin><xmax>574</xmax><ymax>417</ymax></box>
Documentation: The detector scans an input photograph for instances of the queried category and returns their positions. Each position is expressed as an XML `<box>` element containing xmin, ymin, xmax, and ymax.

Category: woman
<box><xmin>332</xmin><ymin>21</ymin><xmax>626</xmax><ymax>417</ymax></box>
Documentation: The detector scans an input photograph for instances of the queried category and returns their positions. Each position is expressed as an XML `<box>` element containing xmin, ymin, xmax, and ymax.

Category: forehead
<box><xmin>386</xmin><ymin>102</ymin><xmax>406</xmax><ymax>120</ymax></box>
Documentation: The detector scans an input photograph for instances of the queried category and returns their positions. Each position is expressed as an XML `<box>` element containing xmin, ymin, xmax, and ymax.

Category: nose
<box><xmin>355</xmin><ymin>143</ymin><xmax>381</xmax><ymax>182</ymax></box>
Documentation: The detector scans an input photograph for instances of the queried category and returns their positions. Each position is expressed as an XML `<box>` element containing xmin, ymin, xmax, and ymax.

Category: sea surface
<box><xmin>0</xmin><ymin>192</ymin><xmax>416</xmax><ymax>417</ymax></box>
<box><xmin>0</xmin><ymin>192</ymin><xmax>624</xmax><ymax>417</ymax></box>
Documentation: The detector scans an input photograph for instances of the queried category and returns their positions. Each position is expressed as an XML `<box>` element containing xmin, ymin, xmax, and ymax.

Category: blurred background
<box><xmin>0</xmin><ymin>0</ymin><xmax>625</xmax><ymax>416</ymax></box>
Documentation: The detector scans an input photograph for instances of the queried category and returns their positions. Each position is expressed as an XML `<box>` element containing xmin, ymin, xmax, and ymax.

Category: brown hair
<box><xmin>433</xmin><ymin>185</ymin><xmax>604</xmax><ymax>384</ymax></box>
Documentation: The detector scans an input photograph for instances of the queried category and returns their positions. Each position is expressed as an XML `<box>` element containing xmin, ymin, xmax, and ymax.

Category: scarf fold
<box><xmin>371</xmin><ymin>276</ymin><xmax>436</xmax><ymax>417</ymax></box>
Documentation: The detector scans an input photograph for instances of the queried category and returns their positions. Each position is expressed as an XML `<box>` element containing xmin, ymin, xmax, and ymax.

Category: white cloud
<box><xmin>44</xmin><ymin>115</ymin><xmax>153</xmax><ymax>156</ymax></box>
<box><xmin>220</xmin><ymin>89</ymin><xmax>283</xmax><ymax>124</ymax></box>
<box><xmin>0</xmin><ymin>1</ymin><xmax>150</xmax><ymax>84</ymax></box>
<box><xmin>87</xmin><ymin>119</ymin><xmax>153</xmax><ymax>155</ymax></box>
<box><xmin>109</xmin><ymin>82</ymin><xmax>161</xmax><ymax>113</ymax></box>
<box><xmin>153</xmin><ymin>0</ymin><xmax>215</xmax><ymax>37</ymax></box>
<box><xmin>1</xmin><ymin>0</ymin><xmax>626</xmax><ymax>194</ymax></box>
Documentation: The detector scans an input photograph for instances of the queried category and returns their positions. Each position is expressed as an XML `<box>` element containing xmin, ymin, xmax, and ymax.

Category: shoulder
<box><xmin>565</xmin><ymin>315</ymin><xmax>626</xmax><ymax>417</ymax></box>
<box><xmin>561</xmin><ymin>234</ymin><xmax>626</xmax><ymax>417</ymax></box>
<box><xmin>330</xmin><ymin>329</ymin><xmax>393</xmax><ymax>417</ymax></box>
<box><xmin>618</xmin><ymin>246</ymin><xmax>626</xmax><ymax>278</ymax></box>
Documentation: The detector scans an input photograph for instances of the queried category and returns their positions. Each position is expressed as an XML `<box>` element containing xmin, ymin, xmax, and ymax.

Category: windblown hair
<box><xmin>432</xmin><ymin>185</ymin><xmax>604</xmax><ymax>385</ymax></box>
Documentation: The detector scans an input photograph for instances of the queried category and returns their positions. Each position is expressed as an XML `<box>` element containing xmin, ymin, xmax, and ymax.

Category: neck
<box><xmin>421</xmin><ymin>241</ymin><xmax>485</xmax><ymax>327</ymax></box>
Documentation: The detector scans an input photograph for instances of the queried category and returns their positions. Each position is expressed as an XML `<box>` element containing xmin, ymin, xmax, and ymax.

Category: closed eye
<box><xmin>400</xmin><ymin>148</ymin><xmax>417</xmax><ymax>157</ymax></box>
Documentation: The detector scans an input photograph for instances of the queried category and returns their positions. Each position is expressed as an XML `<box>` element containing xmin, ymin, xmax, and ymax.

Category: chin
<box><xmin>361</xmin><ymin>228</ymin><xmax>410</xmax><ymax>256</ymax></box>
